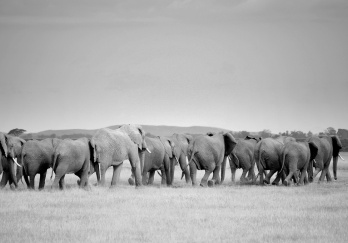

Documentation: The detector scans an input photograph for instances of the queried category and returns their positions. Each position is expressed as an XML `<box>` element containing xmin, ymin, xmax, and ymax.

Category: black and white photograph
<box><xmin>1</xmin><ymin>0</ymin><xmax>348</xmax><ymax>242</ymax></box>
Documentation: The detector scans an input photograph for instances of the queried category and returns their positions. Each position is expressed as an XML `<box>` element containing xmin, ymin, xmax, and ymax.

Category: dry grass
<box><xmin>1</xmin><ymin>153</ymin><xmax>348</xmax><ymax>242</ymax></box>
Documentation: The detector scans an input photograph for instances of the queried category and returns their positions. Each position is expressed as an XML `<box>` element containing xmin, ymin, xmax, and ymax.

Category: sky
<box><xmin>0</xmin><ymin>0</ymin><xmax>348</xmax><ymax>134</ymax></box>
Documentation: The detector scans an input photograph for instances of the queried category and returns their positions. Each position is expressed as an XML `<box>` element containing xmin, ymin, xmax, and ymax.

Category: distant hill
<box><xmin>21</xmin><ymin>125</ymin><xmax>231</xmax><ymax>139</ymax></box>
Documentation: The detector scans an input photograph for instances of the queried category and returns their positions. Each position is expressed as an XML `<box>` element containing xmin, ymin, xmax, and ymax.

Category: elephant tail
<box><xmin>259</xmin><ymin>149</ymin><xmax>267</xmax><ymax>170</ymax></box>
<box><xmin>51</xmin><ymin>152</ymin><xmax>59</xmax><ymax>180</ymax></box>
<box><xmin>21</xmin><ymin>152</ymin><xmax>30</xmax><ymax>187</ymax></box>
<box><xmin>280</xmin><ymin>150</ymin><xmax>286</xmax><ymax>173</ymax></box>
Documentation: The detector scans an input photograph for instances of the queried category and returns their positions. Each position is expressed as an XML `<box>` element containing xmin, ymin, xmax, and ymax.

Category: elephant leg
<box><xmin>128</xmin><ymin>170</ymin><xmax>136</xmax><ymax>185</ymax></box>
<box><xmin>79</xmin><ymin>171</ymin><xmax>89</xmax><ymax>189</ymax></box>
<box><xmin>39</xmin><ymin>172</ymin><xmax>47</xmax><ymax>190</ymax></box>
<box><xmin>0</xmin><ymin>172</ymin><xmax>9</xmax><ymax>189</ymax></box>
<box><xmin>200</xmin><ymin>169</ymin><xmax>213</xmax><ymax>187</ymax></box>
<box><xmin>325</xmin><ymin>167</ymin><xmax>332</xmax><ymax>182</ymax></box>
<box><xmin>240</xmin><ymin>169</ymin><xmax>248</xmax><ymax>183</ymax></box>
<box><xmin>272</xmin><ymin>172</ymin><xmax>281</xmax><ymax>185</ymax></box>
<box><xmin>209</xmin><ymin>165</ymin><xmax>221</xmax><ymax>186</ymax></box>
<box><xmin>265</xmin><ymin>169</ymin><xmax>277</xmax><ymax>184</ymax></box>
<box><xmin>229</xmin><ymin>158</ymin><xmax>236</xmax><ymax>183</ymax></box>
<box><xmin>298</xmin><ymin>169</ymin><xmax>307</xmax><ymax>185</ymax></box>
<box><xmin>189</xmin><ymin>163</ymin><xmax>198</xmax><ymax>186</ymax></box>
<box><xmin>99</xmin><ymin>163</ymin><xmax>108</xmax><ymax>186</ymax></box>
<box><xmin>59</xmin><ymin>175</ymin><xmax>66</xmax><ymax>190</ymax></box>
<box><xmin>110</xmin><ymin>163</ymin><xmax>123</xmax><ymax>187</ymax></box>
<box><xmin>29</xmin><ymin>174</ymin><xmax>36</xmax><ymax>190</ymax></box>
<box><xmin>164</xmin><ymin>156</ymin><xmax>172</xmax><ymax>186</ymax></box>
<box><xmin>141</xmin><ymin>168</ymin><xmax>148</xmax><ymax>185</ymax></box>
<box><xmin>147</xmin><ymin>171</ymin><xmax>155</xmax><ymax>185</ymax></box>
<box><xmin>160</xmin><ymin>167</ymin><xmax>166</xmax><ymax>185</ymax></box>
<box><xmin>304</xmin><ymin>172</ymin><xmax>309</xmax><ymax>185</ymax></box>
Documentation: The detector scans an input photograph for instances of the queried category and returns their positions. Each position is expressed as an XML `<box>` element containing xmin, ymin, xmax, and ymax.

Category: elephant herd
<box><xmin>0</xmin><ymin>125</ymin><xmax>345</xmax><ymax>190</ymax></box>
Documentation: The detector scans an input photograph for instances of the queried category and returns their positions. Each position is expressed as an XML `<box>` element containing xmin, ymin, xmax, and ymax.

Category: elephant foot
<box><xmin>283</xmin><ymin>180</ymin><xmax>290</xmax><ymax>187</ymax></box>
<box><xmin>264</xmin><ymin>178</ymin><xmax>270</xmax><ymax>184</ymax></box>
<box><xmin>77</xmin><ymin>180</ymin><xmax>81</xmax><ymax>186</ymax></box>
<box><xmin>334</xmin><ymin>177</ymin><xmax>337</xmax><ymax>181</ymax></box>
<box><xmin>207</xmin><ymin>180</ymin><xmax>215</xmax><ymax>187</ymax></box>
<box><xmin>128</xmin><ymin>178</ymin><xmax>135</xmax><ymax>186</ymax></box>
<box><xmin>272</xmin><ymin>182</ymin><xmax>279</xmax><ymax>186</ymax></box>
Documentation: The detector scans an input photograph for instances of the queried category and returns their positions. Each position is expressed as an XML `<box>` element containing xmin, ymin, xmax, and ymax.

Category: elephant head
<box><xmin>3</xmin><ymin>135</ymin><xmax>25</xmax><ymax>187</ymax></box>
<box><xmin>331</xmin><ymin>135</ymin><xmax>343</xmax><ymax>180</ymax></box>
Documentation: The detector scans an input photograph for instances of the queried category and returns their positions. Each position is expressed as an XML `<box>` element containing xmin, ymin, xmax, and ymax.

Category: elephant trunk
<box><xmin>9</xmin><ymin>158</ymin><xmax>18</xmax><ymax>187</ymax></box>
<box><xmin>179</xmin><ymin>154</ymin><xmax>191</xmax><ymax>184</ymax></box>
<box><xmin>220</xmin><ymin>156</ymin><xmax>228</xmax><ymax>184</ymax></box>
<box><xmin>332</xmin><ymin>156</ymin><xmax>338</xmax><ymax>180</ymax></box>
<box><xmin>138</xmin><ymin>150</ymin><xmax>145</xmax><ymax>174</ymax></box>
<box><xmin>170</xmin><ymin>157</ymin><xmax>175</xmax><ymax>185</ymax></box>
<box><xmin>51</xmin><ymin>153</ymin><xmax>59</xmax><ymax>180</ymax></box>
<box><xmin>132</xmin><ymin>160</ymin><xmax>142</xmax><ymax>187</ymax></box>
<box><xmin>95</xmin><ymin>162</ymin><xmax>101</xmax><ymax>183</ymax></box>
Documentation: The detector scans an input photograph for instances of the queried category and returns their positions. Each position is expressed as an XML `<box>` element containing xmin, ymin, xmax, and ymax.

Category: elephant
<box><xmin>90</xmin><ymin>124</ymin><xmax>149</xmax><ymax>187</ymax></box>
<box><xmin>128</xmin><ymin>135</ymin><xmax>177</xmax><ymax>186</ymax></box>
<box><xmin>225</xmin><ymin>136</ymin><xmax>261</xmax><ymax>183</ymax></box>
<box><xmin>187</xmin><ymin>131</ymin><xmax>237</xmax><ymax>187</ymax></box>
<box><xmin>254</xmin><ymin>136</ymin><xmax>295</xmax><ymax>185</ymax></box>
<box><xmin>280</xmin><ymin>141</ymin><xmax>318</xmax><ymax>186</ymax></box>
<box><xmin>51</xmin><ymin>137</ymin><xmax>96</xmax><ymax>190</ymax></box>
<box><xmin>307</xmin><ymin>135</ymin><xmax>343</xmax><ymax>183</ymax></box>
<box><xmin>0</xmin><ymin>132</ymin><xmax>25</xmax><ymax>189</ymax></box>
<box><xmin>168</xmin><ymin>133</ymin><xmax>193</xmax><ymax>184</ymax></box>
<box><xmin>21</xmin><ymin>138</ymin><xmax>62</xmax><ymax>190</ymax></box>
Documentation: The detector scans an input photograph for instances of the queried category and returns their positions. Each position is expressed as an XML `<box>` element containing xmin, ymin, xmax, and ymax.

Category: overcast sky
<box><xmin>0</xmin><ymin>0</ymin><xmax>348</xmax><ymax>134</ymax></box>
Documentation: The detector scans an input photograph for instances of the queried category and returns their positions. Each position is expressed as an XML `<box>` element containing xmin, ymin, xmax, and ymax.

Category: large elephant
<box><xmin>280</xmin><ymin>141</ymin><xmax>318</xmax><ymax>186</ymax></box>
<box><xmin>51</xmin><ymin>137</ymin><xmax>96</xmax><ymax>190</ymax></box>
<box><xmin>187</xmin><ymin>131</ymin><xmax>237</xmax><ymax>187</ymax></box>
<box><xmin>90</xmin><ymin>124</ymin><xmax>149</xmax><ymax>187</ymax></box>
<box><xmin>128</xmin><ymin>135</ymin><xmax>177</xmax><ymax>186</ymax></box>
<box><xmin>254</xmin><ymin>136</ymin><xmax>295</xmax><ymax>185</ymax></box>
<box><xmin>225</xmin><ymin>136</ymin><xmax>261</xmax><ymax>183</ymax></box>
<box><xmin>307</xmin><ymin>135</ymin><xmax>343</xmax><ymax>183</ymax></box>
<box><xmin>0</xmin><ymin>132</ymin><xmax>25</xmax><ymax>189</ymax></box>
<box><xmin>21</xmin><ymin>138</ymin><xmax>61</xmax><ymax>190</ymax></box>
<box><xmin>168</xmin><ymin>133</ymin><xmax>192</xmax><ymax>184</ymax></box>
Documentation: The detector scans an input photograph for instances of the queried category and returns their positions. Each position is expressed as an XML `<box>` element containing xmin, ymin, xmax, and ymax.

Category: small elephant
<box><xmin>0</xmin><ymin>132</ymin><xmax>25</xmax><ymax>189</ymax></box>
<box><xmin>188</xmin><ymin>131</ymin><xmax>237</xmax><ymax>187</ymax></box>
<box><xmin>280</xmin><ymin>141</ymin><xmax>318</xmax><ymax>186</ymax></box>
<box><xmin>225</xmin><ymin>136</ymin><xmax>261</xmax><ymax>183</ymax></box>
<box><xmin>128</xmin><ymin>136</ymin><xmax>177</xmax><ymax>186</ymax></box>
<box><xmin>307</xmin><ymin>135</ymin><xmax>343</xmax><ymax>183</ymax></box>
<box><xmin>90</xmin><ymin>124</ymin><xmax>149</xmax><ymax>187</ymax></box>
<box><xmin>168</xmin><ymin>133</ymin><xmax>193</xmax><ymax>184</ymax></box>
<box><xmin>51</xmin><ymin>137</ymin><xmax>95</xmax><ymax>190</ymax></box>
<box><xmin>21</xmin><ymin>138</ymin><xmax>62</xmax><ymax>190</ymax></box>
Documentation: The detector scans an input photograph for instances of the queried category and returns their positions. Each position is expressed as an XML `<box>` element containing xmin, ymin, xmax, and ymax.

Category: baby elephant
<box><xmin>51</xmin><ymin>138</ymin><xmax>93</xmax><ymax>190</ymax></box>
<box><xmin>280</xmin><ymin>141</ymin><xmax>318</xmax><ymax>186</ymax></box>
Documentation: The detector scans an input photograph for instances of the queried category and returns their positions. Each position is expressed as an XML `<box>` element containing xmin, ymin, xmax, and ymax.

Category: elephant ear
<box><xmin>331</xmin><ymin>135</ymin><xmax>342</xmax><ymax>157</ymax></box>
<box><xmin>120</xmin><ymin>124</ymin><xmax>146</xmax><ymax>150</ymax></box>
<box><xmin>183</xmin><ymin>134</ymin><xmax>193</xmax><ymax>145</ymax></box>
<box><xmin>223</xmin><ymin>132</ymin><xmax>237</xmax><ymax>156</ymax></box>
<box><xmin>160</xmin><ymin>137</ymin><xmax>173</xmax><ymax>158</ymax></box>
<box><xmin>308</xmin><ymin>141</ymin><xmax>318</xmax><ymax>161</ymax></box>
<box><xmin>0</xmin><ymin>132</ymin><xmax>8</xmax><ymax>157</ymax></box>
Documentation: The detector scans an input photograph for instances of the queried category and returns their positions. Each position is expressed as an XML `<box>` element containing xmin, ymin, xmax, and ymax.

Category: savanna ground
<box><xmin>1</xmin><ymin>154</ymin><xmax>348</xmax><ymax>242</ymax></box>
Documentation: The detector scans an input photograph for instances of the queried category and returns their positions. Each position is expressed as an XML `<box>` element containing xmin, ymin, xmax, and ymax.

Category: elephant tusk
<box><xmin>185</xmin><ymin>156</ymin><xmax>189</xmax><ymax>167</ymax></box>
<box><xmin>175</xmin><ymin>156</ymin><xmax>179</xmax><ymax>164</ymax></box>
<box><xmin>339</xmin><ymin>154</ymin><xmax>345</xmax><ymax>161</ymax></box>
<box><xmin>228</xmin><ymin>155</ymin><xmax>231</xmax><ymax>161</ymax></box>
<box><xmin>313</xmin><ymin>159</ymin><xmax>317</xmax><ymax>167</ymax></box>
<box><xmin>12</xmin><ymin>157</ymin><xmax>22</xmax><ymax>167</ymax></box>
<box><xmin>146</xmin><ymin>148</ymin><xmax>151</xmax><ymax>154</ymax></box>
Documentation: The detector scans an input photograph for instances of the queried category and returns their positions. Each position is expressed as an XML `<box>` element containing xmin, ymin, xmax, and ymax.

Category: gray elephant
<box><xmin>21</xmin><ymin>138</ymin><xmax>62</xmax><ymax>190</ymax></box>
<box><xmin>168</xmin><ymin>133</ymin><xmax>192</xmax><ymax>184</ymax></box>
<box><xmin>307</xmin><ymin>135</ymin><xmax>343</xmax><ymax>183</ymax></box>
<box><xmin>90</xmin><ymin>124</ymin><xmax>149</xmax><ymax>187</ymax></box>
<box><xmin>187</xmin><ymin>131</ymin><xmax>237</xmax><ymax>187</ymax></box>
<box><xmin>128</xmin><ymin>135</ymin><xmax>177</xmax><ymax>186</ymax></box>
<box><xmin>280</xmin><ymin>140</ymin><xmax>318</xmax><ymax>186</ymax></box>
<box><xmin>224</xmin><ymin>136</ymin><xmax>261</xmax><ymax>183</ymax></box>
<box><xmin>51</xmin><ymin>137</ymin><xmax>96</xmax><ymax>190</ymax></box>
<box><xmin>0</xmin><ymin>132</ymin><xmax>25</xmax><ymax>189</ymax></box>
<box><xmin>254</xmin><ymin>136</ymin><xmax>295</xmax><ymax>185</ymax></box>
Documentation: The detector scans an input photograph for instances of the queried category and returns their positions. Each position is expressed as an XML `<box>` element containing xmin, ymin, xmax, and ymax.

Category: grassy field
<box><xmin>1</xmin><ymin>154</ymin><xmax>348</xmax><ymax>242</ymax></box>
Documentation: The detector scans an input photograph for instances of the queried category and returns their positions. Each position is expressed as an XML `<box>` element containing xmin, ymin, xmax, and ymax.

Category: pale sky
<box><xmin>1</xmin><ymin>0</ymin><xmax>348</xmax><ymax>134</ymax></box>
